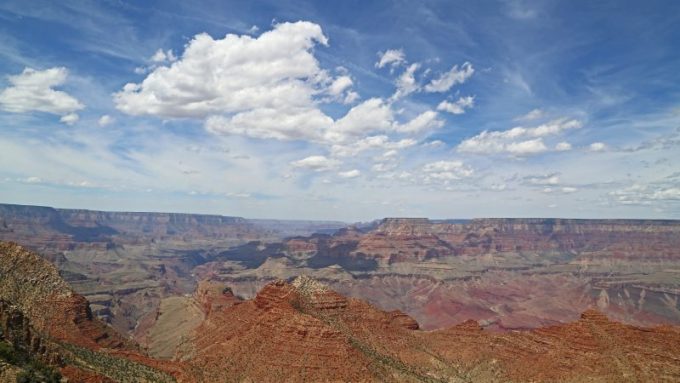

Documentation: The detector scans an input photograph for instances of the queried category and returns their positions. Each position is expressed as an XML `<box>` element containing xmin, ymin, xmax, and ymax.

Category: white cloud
<box><xmin>325</xmin><ymin>99</ymin><xmax>442</xmax><ymax>141</ymax></box>
<box><xmin>515</xmin><ymin>108</ymin><xmax>544</xmax><ymax>121</ymax></box>
<box><xmin>326</xmin><ymin>75</ymin><xmax>358</xmax><ymax>104</ymax></box>
<box><xmin>376</xmin><ymin>49</ymin><xmax>406</xmax><ymax>68</ymax></box>
<box><xmin>506</xmin><ymin>138</ymin><xmax>548</xmax><ymax>155</ymax></box>
<box><xmin>22</xmin><ymin>176</ymin><xmax>42</xmax><ymax>184</ymax></box>
<box><xmin>372</xmin><ymin>162</ymin><xmax>396</xmax><ymax>172</ymax></box>
<box><xmin>98</xmin><ymin>114</ymin><xmax>114</xmax><ymax>127</ymax></box>
<box><xmin>150</xmin><ymin>48</ymin><xmax>177</xmax><ymax>63</ymax></box>
<box><xmin>422</xmin><ymin>140</ymin><xmax>445</xmax><ymax>148</ymax></box>
<box><xmin>380</xmin><ymin>149</ymin><xmax>399</xmax><ymax>158</ymax></box>
<box><xmin>343</xmin><ymin>91</ymin><xmax>359</xmax><ymax>104</ymax></box>
<box><xmin>114</xmin><ymin>21</ymin><xmax>455</xmax><ymax>158</ymax></box>
<box><xmin>542</xmin><ymin>186</ymin><xmax>578</xmax><ymax>194</ymax></box>
<box><xmin>396</xmin><ymin>110</ymin><xmax>444</xmax><ymax>134</ymax></box>
<box><xmin>291</xmin><ymin>155</ymin><xmax>339</xmax><ymax>171</ymax></box>
<box><xmin>422</xmin><ymin>160</ymin><xmax>473</xmax><ymax>182</ymax></box>
<box><xmin>528</xmin><ymin>175</ymin><xmax>560</xmax><ymax>185</ymax></box>
<box><xmin>393</xmin><ymin>63</ymin><xmax>421</xmax><ymax>98</ymax></box>
<box><xmin>115</xmin><ymin>21</ymin><xmax>329</xmax><ymax>119</ymax></box>
<box><xmin>555</xmin><ymin>141</ymin><xmax>572</xmax><ymax>151</ymax></box>
<box><xmin>60</xmin><ymin>112</ymin><xmax>79</xmax><ymax>125</ymax></box>
<box><xmin>328</xmin><ymin>75</ymin><xmax>353</xmax><ymax>96</ymax></box>
<box><xmin>338</xmin><ymin>169</ymin><xmax>361</xmax><ymax>178</ymax></box>
<box><xmin>330</xmin><ymin>135</ymin><xmax>416</xmax><ymax>157</ymax></box>
<box><xmin>458</xmin><ymin>118</ymin><xmax>582</xmax><ymax>156</ymax></box>
<box><xmin>610</xmin><ymin>184</ymin><xmax>680</xmax><ymax>205</ymax></box>
<box><xmin>424</xmin><ymin>62</ymin><xmax>474</xmax><ymax>93</ymax></box>
<box><xmin>589</xmin><ymin>142</ymin><xmax>606</xmax><ymax>151</ymax></box>
<box><xmin>437</xmin><ymin>96</ymin><xmax>475</xmax><ymax>114</ymax></box>
<box><xmin>0</xmin><ymin>67</ymin><xmax>84</xmax><ymax>117</ymax></box>
<box><xmin>205</xmin><ymin>107</ymin><xmax>333</xmax><ymax>141</ymax></box>
<box><xmin>328</xmin><ymin>98</ymin><xmax>394</xmax><ymax>140</ymax></box>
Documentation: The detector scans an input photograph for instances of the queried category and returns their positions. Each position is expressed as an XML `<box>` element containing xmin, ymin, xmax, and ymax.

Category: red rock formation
<box><xmin>0</xmin><ymin>242</ymin><xmax>128</xmax><ymax>350</ymax></box>
<box><xmin>193</xmin><ymin>280</ymin><xmax>241</xmax><ymax>315</ymax></box>
<box><xmin>179</xmin><ymin>277</ymin><xmax>680</xmax><ymax>382</ymax></box>
<box><xmin>0</xmin><ymin>242</ymin><xmax>180</xmax><ymax>382</ymax></box>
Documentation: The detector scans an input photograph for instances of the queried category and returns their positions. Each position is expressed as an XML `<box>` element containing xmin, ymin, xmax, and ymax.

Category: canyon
<box><xmin>1</xmin><ymin>203</ymin><xmax>680</xmax><ymax>378</ymax></box>
<box><xmin>1</xmin><ymin>242</ymin><xmax>679</xmax><ymax>382</ymax></box>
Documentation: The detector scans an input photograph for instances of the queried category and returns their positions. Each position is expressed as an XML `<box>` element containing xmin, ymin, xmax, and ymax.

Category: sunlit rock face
<box><xmin>177</xmin><ymin>278</ymin><xmax>680</xmax><ymax>382</ymax></box>
<box><xmin>200</xmin><ymin>217</ymin><xmax>680</xmax><ymax>332</ymax></box>
<box><xmin>2</xmin><ymin>203</ymin><xmax>680</xmax><ymax>338</ymax></box>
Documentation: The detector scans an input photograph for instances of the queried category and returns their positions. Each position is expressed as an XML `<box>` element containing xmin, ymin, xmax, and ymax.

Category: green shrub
<box><xmin>0</xmin><ymin>341</ymin><xmax>21</xmax><ymax>364</ymax></box>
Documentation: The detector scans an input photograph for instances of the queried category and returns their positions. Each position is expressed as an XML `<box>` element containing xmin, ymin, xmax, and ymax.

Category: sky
<box><xmin>0</xmin><ymin>0</ymin><xmax>679</xmax><ymax>221</ymax></box>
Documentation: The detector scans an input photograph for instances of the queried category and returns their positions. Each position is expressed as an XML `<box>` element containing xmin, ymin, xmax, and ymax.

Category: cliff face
<box><xmin>0</xmin><ymin>203</ymin><xmax>341</xmax><ymax>339</ymax></box>
<box><xmin>0</xmin><ymin>203</ymin><xmax>266</xmax><ymax>246</ymax></box>
<box><xmin>179</xmin><ymin>277</ymin><xmax>431</xmax><ymax>382</ymax></box>
<box><xmin>0</xmin><ymin>242</ymin><xmax>179</xmax><ymax>382</ymax></box>
<box><xmin>177</xmin><ymin>277</ymin><xmax>680</xmax><ymax>382</ymax></box>
<box><xmin>194</xmin><ymin>216</ymin><xmax>680</xmax><ymax>332</ymax></box>
<box><xmin>3</xmin><ymin>203</ymin><xmax>680</xmax><ymax>341</ymax></box>
<box><xmin>359</xmin><ymin>217</ymin><xmax>680</xmax><ymax>259</ymax></box>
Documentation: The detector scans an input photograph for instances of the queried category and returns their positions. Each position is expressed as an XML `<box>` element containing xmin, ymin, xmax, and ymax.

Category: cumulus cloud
<box><xmin>290</xmin><ymin>155</ymin><xmax>339</xmax><ymax>171</ymax></box>
<box><xmin>0</xmin><ymin>67</ymin><xmax>84</xmax><ymax>120</ymax></box>
<box><xmin>60</xmin><ymin>113</ymin><xmax>79</xmax><ymax>125</ymax></box>
<box><xmin>338</xmin><ymin>169</ymin><xmax>361</xmax><ymax>178</ymax></box>
<box><xmin>205</xmin><ymin>107</ymin><xmax>333</xmax><ymax>141</ymax></box>
<box><xmin>326</xmin><ymin>75</ymin><xmax>358</xmax><ymax>104</ymax></box>
<box><xmin>589</xmin><ymin>142</ymin><xmax>606</xmax><ymax>152</ymax></box>
<box><xmin>115</xmin><ymin>21</ymin><xmax>329</xmax><ymax>119</ymax></box>
<box><xmin>506</xmin><ymin>138</ymin><xmax>548</xmax><ymax>155</ymax></box>
<box><xmin>328</xmin><ymin>75</ymin><xmax>353</xmax><ymax>96</ymax></box>
<box><xmin>98</xmin><ymin>115</ymin><xmax>114</xmax><ymax>127</ymax></box>
<box><xmin>150</xmin><ymin>48</ymin><xmax>177</xmax><ymax>63</ymax></box>
<box><xmin>396</xmin><ymin>110</ymin><xmax>444</xmax><ymax>133</ymax></box>
<box><xmin>330</xmin><ymin>135</ymin><xmax>416</xmax><ymax>157</ymax></box>
<box><xmin>328</xmin><ymin>98</ymin><xmax>394</xmax><ymax>140</ymax></box>
<box><xmin>117</xmin><ymin>23</ymin><xmax>440</xmax><ymax>149</ymax></box>
<box><xmin>610</xmin><ymin>184</ymin><xmax>680</xmax><ymax>205</ymax></box>
<box><xmin>437</xmin><ymin>96</ymin><xmax>475</xmax><ymax>114</ymax></box>
<box><xmin>326</xmin><ymin>99</ymin><xmax>443</xmax><ymax>142</ymax></box>
<box><xmin>376</xmin><ymin>49</ymin><xmax>406</xmax><ymax>68</ymax></box>
<box><xmin>422</xmin><ymin>160</ymin><xmax>473</xmax><ymax>182</ymax></box>
<box><xmin>393</xmin><ymin>63</ymin><xmax>421</xmax><ymax>98</ymax></box>
<box><xmin>458</xmin><ymin>118</ymin><xmax>582</xmax><ymax>156</ymax></box>
<box><xmin>424</xmin><ymin>62</ymin><xmax>474</xmax><ymax>93</ymax></box>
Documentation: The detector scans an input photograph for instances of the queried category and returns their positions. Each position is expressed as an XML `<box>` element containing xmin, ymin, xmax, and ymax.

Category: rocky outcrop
<box><xmin>193</xmin><ymin>280</ymin><xmax>241</xmax><ymax>315</ymax></box>
<box><xmin>359</xmin><ymin>217</ymin><xmax>680</xmax><ymax>258</ymax></box>
<box><xmin>0</xmin><ymin>242</ymin><xmax>179</xmax><ymax>382</ymax></box>
<box><xmin>0</xmin><ymin>242</ymin><xmax>127</xmax><ymax>350</ymax></box>
<box><xmin>0</xmin><ymin>299</ymin><xmax>62</xmax><ymax>366</ymax></box>
<box><xmin>180</xmin><ymin>277</ymin><xmax>425</xmax><ymax>382</ymax></box>
<box><xmin>178</xmin><ymin>278</ymin><xmax>680</xmax><ymax>382</ymax></box>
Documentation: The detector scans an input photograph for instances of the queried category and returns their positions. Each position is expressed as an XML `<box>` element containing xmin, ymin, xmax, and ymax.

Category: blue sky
<box><xmin>0</xmin><ymin>0</ymin><xmax>679</xmax><ymax>221</ymax></box>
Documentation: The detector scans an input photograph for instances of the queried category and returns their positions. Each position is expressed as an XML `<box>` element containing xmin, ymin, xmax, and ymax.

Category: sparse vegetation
<box><xmin>0</xmin><ymin>340</ymin><xmax>62</xmax><ymax>383</ymax></box>
<box><xmin>61</xmin><ymin>343</ymin><xmax>175</xmax><ymax>383</ymax></box>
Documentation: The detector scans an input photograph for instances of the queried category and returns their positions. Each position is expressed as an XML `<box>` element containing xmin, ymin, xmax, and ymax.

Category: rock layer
<box><xmin>178</xmin><ymin>278</ymin><xmax>680</xmax><ymax>382</ymax></box>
